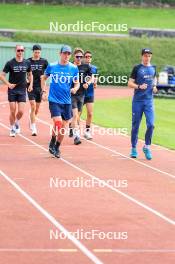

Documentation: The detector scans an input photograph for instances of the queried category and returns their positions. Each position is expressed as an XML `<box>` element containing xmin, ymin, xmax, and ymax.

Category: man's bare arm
<box><xmin>71</xmin><ymin>80</ymin><xmax>80</xmax><ymax>94</ymax></box>
<box><xmin>27</xmin><ymin>71</ymin><xmax>33</xmax><ymax>92</ymax></box>
<box><xmin>0</xmin><ymin>72</ymin><xmax>16</xmax><ymax>89</ymax></box>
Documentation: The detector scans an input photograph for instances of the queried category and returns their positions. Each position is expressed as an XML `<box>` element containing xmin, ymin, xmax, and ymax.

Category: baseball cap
<box><xmin>32</xmin><ymin>44</ymin><xmax>41</xmax><ymax>51</ymax></box>
<box><xmin>60</xmin><ymin>45</ymin><xmax>72</xmax><ymax>53</ymax></box>
<box><xmin>141</xmin><ymin>48</ymin><xmax>152</xmax><ymax>55</ymax></box>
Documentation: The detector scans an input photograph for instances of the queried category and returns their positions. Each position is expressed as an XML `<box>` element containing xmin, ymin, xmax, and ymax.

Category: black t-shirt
<box><xmin>27</xmin><ymin>57</ymin><xmax>48</xmax><ymax>89</ymax></box>
<box><xmin>72</xmin><ymin>63</ymin><xmax>92</xmax><ymax>96</ymax></box>
<box><xmin>3</xmin><ymin>58</ymin><xmax>31</xmax><ymax>93</ymax></box>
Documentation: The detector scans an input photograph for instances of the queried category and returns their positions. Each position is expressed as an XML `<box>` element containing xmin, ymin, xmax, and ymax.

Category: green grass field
<box><xmin>0</xmin><ymin>4</ymin><xmax>175</xmax><ymax>32</ymax></box>
<box><xmin>82</xmin><ymin>98</ymin><xmax>175</xmax><ymax>150</ymax></box>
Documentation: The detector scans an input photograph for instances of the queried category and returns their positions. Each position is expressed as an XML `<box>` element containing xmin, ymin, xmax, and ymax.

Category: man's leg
<box><xmin>29</xmin><ymin>100</ymin><xmax>38</xmax><ymax>136</ymax></box>
<box><xmin>84</xmin><ymin>102</ymin><xmax>93</xmax><ymax>140</ymax></box>
<box><xmin>9</xmin><ymin>102</ymin><xmax>16</xmax><ymax>126</ymax></box>
<box><xmin>144</xmin><ymin>101</ymin><xmax>155</xmax><ymax>146</ymax></box>
<box><xmin>142</xmin><ymin>101</ymin><xmax>155</xmax><ymax>160</ymax></box>
<box><xmin>29</xmin><ymin>100</ymin><xmax>36</xmax><ymax>123</ymax></box>
<box><xmin>72</xmin><ymin>107</ymin><xmax>81</xmax><ymax>144</ymax></box>
<box><xmin>50</xmin><ymin>116</ymin><xmax>63</xmax><ymax>158</ymax></box>
<box><xmin>9</xmin><ymin>102</ymin><xmax>17</xmax><ymax>137</ymax></box>
<box><xmin>15</xmin><ymin>102</ymin><xmax>25</xmax><ymax>134</ymax></box>
<box><xmin>130</xmin><ymin>101</ymin><xmax>143</xmax><ymax>157</ymax></box>
<box><xmin>35</xmin><ymin>102</ymin><xmax>41</xmax><ymax>116</ymax></box>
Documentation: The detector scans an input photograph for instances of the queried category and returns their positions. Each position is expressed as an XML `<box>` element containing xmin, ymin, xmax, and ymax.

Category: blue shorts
<box><xmin>49</xmin><ymin>101</ymin><xmax>72</xmax><ymax>120</ymax></box>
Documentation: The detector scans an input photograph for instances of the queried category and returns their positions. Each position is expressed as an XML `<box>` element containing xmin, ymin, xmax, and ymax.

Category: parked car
<box><xmin>157</xmin><ymin>65</ymin><xmax>175</xmax><ymax>91</ymax></box>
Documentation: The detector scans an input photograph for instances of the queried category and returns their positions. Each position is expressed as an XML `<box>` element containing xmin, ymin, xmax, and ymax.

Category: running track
<box><xmin>0</xmin><ymin>86</ymin><xmax>175</xmax><ymax>264</ymax></box>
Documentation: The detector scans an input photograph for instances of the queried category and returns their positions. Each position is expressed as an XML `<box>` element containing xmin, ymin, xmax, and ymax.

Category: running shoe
<box><xmin>130</xmin><ymin>147</ymin><xmax>138</xmax><ymax>158</ymax></box>
<box><xmin>54</xmin><ymin>148</ymin><xmax>61</xmax><ymax>158</ymax></box>
<box><xmin>74</xmin><ymin>136</ymin><xmax>81</xmax><ymax>145</ymax></box>
<box><xmin>10</xmin><ymin>129</ymin><xmax>16</xmax><ymax>137</ymax></box>
<box><xmin>84</xmin><ymin>130</ymin><xmax>93</xmax><ymax>140</ymax></box>
<box><xmin>49</xmin><ymin>136</ymin><xmax>56</xmax><ymax>155</ymax></box>
<box><xmin>143</xmin><ymin>147</ymin><xmax>152</xmax><ymax>160</ymax></box>
<box><xmin>15</xmin><ymin>123</ymin><xmax>20</xmax><ymax>134</ymax></box>
<box><xmin>69</xmin><ymin>127</ymin><xmax>73</xmax><ymax>137</ymax></box>
<box><xmin>31</xmin><ymin>124</ymin><xmax>37</xmax><ymax>136</ymax></box>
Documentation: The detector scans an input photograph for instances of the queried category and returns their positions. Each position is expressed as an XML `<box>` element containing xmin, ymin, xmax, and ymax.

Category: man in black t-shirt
<box><xmin>70</xmin><ymin>48</ymin><xmax>92</xmax><ymax>145</ymax></box>
<box><xmin>0</xmin><ymin>45</ymin><xmax>33</xmax><ymax>137</ymax></box>
<box><xmin>27</xmin><ymin>45</ymin><xmax>48</xmax><ymax>136</ymax></box>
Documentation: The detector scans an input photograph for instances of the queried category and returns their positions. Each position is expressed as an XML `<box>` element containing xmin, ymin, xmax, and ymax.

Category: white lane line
<box><xmin>0</xmin><ymin>122</ymin><xmax>175</xmax><ymax>226</ymax></box>
<box><xmin>0</xmin><ymin>248</ymin><xmax>175</xmax><ymax>254</ymax></box>
<box><xmin>82</xmin><ymin>138</ymin><xmax>175</xmax><ymax>180</ymax></box>
<box><xmin>93</xmin><ymin>249</ymin><xmax>175</xmax><ymax>253</ymax></box>
<box><xmin>83</xmin><ymin>120</ymin><xmax>175</xmax><ymax>154</ymax></box>
<box><xmin>0</xmin><ymin>248</ymin><xmax>174</xmax><ymax>253</ymax></box>
<box><xmin>0</xmin><ymin>248</ymin><xmax>77</xmax><ymax>253</ymax></box>
<box><xmin>0</xmin><ymin>169</ymin><xmax>103</xmax><ymax>264</ymax></box>
<box><xmin>37</xmin><ymin>117</ymin><xmax>175</xmax><ymax>180</ymax></box>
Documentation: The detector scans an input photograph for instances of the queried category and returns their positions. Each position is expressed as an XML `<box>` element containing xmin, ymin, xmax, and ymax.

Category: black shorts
<box><xmin>71</xmin><ymin>94</ymin><xmax>85</xmax><ymax>112</ymax></box>
<box><xmin>84</xmin><ymin>96</ymin><xmax>94</xmax><ymax>104</ymax></box>
<box><xmin>28</xmin><ymin>88</ymin><xmax>42</xmax><ymax>103</ymax></box>
<box><xmin>49</xmin><ymin>101</ymin><xmax>72</xmax><ymax>121</ymax></box>
<box><xmin>8</xmin><ymin>91</ymin><xmax>26</xmax><ymax>103</ymax></box>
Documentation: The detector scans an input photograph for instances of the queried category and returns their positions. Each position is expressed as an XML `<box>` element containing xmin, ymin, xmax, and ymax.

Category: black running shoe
<box><xmin>74</xmin><ymin>136</ymin><xmax>81</xmax><ymax>145</ymax></box>
<box><xmin>49</xmin><ymin>136</ymin><xmax>56</xmax><ymax>155</ymax></box>
<box><xmin>54</xmin><ymin>148</ymin><xmax>61</xmax><ymax>158</ymax></box>
<box><xmin>54</xmin><ymin>141</ymin><xmax>61</xmax><ymax>158</ymax></box>
<box><xmin>69</xmin><ymin>127</ymin><xmax>73</xmax><ymax>137</ymax></box>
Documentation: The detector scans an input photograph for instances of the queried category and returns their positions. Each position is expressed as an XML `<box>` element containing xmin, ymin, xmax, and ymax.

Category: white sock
<box><xmin>144</xmin><ymin>144</ymin><xmax>150</xmax><ymax>149</ymax></box>
<box><xmin>31</xmin><ymin>123</ymin><xmax>36</xmax><ymax>129</ymax></box>
<box><xmin>15</xmin><ymin>119</ymin><xmax>19</xmax><ymax>126</ymax></box>
<box><xmin>73</xmin><ymin>129</ymin><xmax>80</xmax><ymax>138</ymax></box>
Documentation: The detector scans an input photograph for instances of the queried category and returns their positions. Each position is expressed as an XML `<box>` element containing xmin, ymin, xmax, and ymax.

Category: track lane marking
<box><xmin>36</xmin><ymin>117</ymin><xmax>175</xmax><ymax>180</ymax></box>
<box><xmin>0</xmin><ymin>122</ymin><xmax>175</xmax><ymax>226</ymax></box>
<box><xmin>0</xmin><ymin>169</ymin><xmax>103</xmax><ymax>264</ymax></box>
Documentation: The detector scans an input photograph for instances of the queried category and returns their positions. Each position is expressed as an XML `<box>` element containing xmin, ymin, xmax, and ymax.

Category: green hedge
<box><xmin>2</xmin><ymin>0</ymin><xmax>175</xmax><ymax>6</ymax></box>
<box><xmin>11</xmin><ymin>32</ymin><xmax>175</xmax><ymax>85</ymax></box>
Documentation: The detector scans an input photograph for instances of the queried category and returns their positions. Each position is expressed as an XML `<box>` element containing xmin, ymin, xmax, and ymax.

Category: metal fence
<box><xmin>0</xmin><ymin>0</ymin><xmax>175</xmax><ymax>6</ymax></box>
<box><xmin>0</xmin><ymin>42</ymin><xmax>62</xmax><ymax>71</ymax></box>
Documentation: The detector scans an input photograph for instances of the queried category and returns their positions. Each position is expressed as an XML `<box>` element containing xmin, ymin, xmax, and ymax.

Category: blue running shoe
<box><xmin>143</xmin><ymin>147</ymin><xmax>152</xmax><ymax>160</ymax></box>
<box><xmin>130</xmin><ymin>148</ymin><xmax>138</xmax><ymax>158</ymax></box>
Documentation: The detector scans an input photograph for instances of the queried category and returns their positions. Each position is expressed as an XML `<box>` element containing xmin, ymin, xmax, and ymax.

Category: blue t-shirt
<box><xmin>130</xmin><ymin>64</ymin><xmax>156</xmax><ymax>101</ymax></box>
<box><xmin>85</xmin><ymin>64</ymin><xmax>98</xmax><ymax>98</ymax></box>
<box><xmin>45</xmin><ymin>62</ymin><xmax>79</xmax><ymax>104</ymax></box>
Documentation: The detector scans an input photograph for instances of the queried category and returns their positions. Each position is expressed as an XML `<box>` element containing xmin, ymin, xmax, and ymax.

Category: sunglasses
<box><xmin>17</xmin><ymin>49</ymin><xmax>24</xmax><ymax>52</ymax></box>
<box><xmin>85</xmin><ymin>55</ymin><xmax>92</xmax><ymax>58</ymax></box>
<box><xmin>76</xmin><ymin>55</ymin><xmax>83</xmax><ymax>59</ymax></box>
<box><xmin>62</xmin><ymin>52</ymin><xmax>71</xmax><ymax>55</ymax></box>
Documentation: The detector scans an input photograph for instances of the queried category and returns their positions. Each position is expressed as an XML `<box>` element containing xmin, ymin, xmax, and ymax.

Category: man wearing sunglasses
<box><xmin>41</xmin><ymin>45</ymin><xmax>79</xmax><ymax>158</ymax></box>
<box><xmin>70</xmin><ymin>48</ymin><xmax>92</xmax><ymax>145</ymax></box>
<box><xmin>83</xmin><ymin>50</ymin><xmax>98</xmax><ymax>140</ymax></box>
<box><xmin>27</xmin><ymin>44</ymin><xmax>48</xmax><ymax>136</ymax></box>
<box><xmin>0</xmin><ymin>45</ymin><xmax>33</xmax><ymax>137</ymax></box>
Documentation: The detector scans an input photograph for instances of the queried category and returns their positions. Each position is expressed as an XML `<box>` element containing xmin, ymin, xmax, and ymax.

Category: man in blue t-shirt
<box><xmin>41</xmin><ymin>45</ymin><xmax>79</xmax><ymax>158</ymax></box>
<box><xmin>128</xmin><ymin>48</ymin><xmax>157</xmax><ymax>160</ymax></box>
<box><xmin>83</xmin><ymin>50</ymin><xmax>98</xmax><ymax>140</ymax></box>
